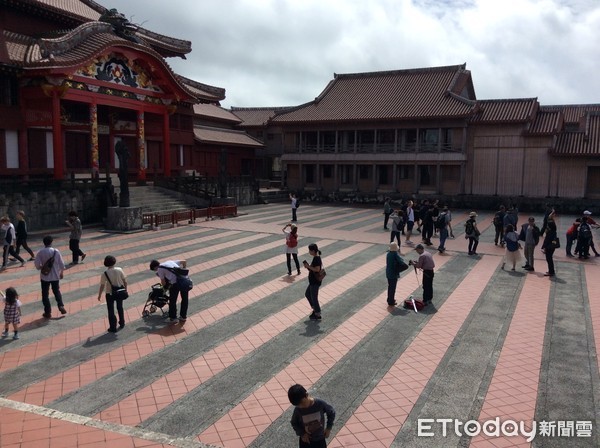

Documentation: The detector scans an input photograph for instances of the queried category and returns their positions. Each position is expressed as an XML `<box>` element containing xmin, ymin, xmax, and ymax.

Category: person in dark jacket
<box><xmin>288</xmin><ymin>384</ymin><xmax>335</xmax><ymax>448</ymax></box>
<box><xmin>14</xmin><ymin>210</ymin><xmax>35</xmax><ymax>261</ymax></box>
<box><xmin>541</xmin><ymin>216</ymin><xmax>558</xmax><ymax>277</ymax></box>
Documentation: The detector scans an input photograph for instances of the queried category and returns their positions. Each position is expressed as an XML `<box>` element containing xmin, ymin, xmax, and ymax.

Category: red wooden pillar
<box><xmin>51</xmin><ymin>90</ymin><xmax>64</xmax><ymax>179</ymax></box>
<box><xmin>137</xmin><ymin>110</ymin><xmax>146</xmax><ymax>181</ymax></box>
<box><xmin>90</xmin><ymin>102</ymin><xmax>99</xmax><ymax>176</ymax></box>
<box><xmin>163</xmin><ymin>111</ymin><xmax>171</xmax><ymax>177</ymax></box>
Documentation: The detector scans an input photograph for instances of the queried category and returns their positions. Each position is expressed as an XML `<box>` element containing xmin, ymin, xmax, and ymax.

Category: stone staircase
<box><xmin>118</xmin><ymin>185</ymin><xmax>195</xmax><ymax>213</ymax></box>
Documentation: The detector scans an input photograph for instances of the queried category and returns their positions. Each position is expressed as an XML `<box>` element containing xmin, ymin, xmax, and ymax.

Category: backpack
<box><xmin>397</xmin><ymin>258</ymin><xmax>409</xmax><ymax>274</ymax></box>
<box><xmin>579</xmin><ymin>222</ymin><xmax>592</xmax><ymax>240</ymax></box>
<box><xmin>286</xmin><ymin>233</ymin><xmax>298</xmax><ymax>248</ymax></box>
<box><xmin>163</xmin><ymin>265</ymin><xmax>193</xmax><ymax>291</ymax></box>
<box><xmin>465</xmin><ymin>220</ymin><xmax>474</xmax><ymax>236</ymax></box>
<box><xmin>0</xmin><ymin>227</ymin><xmax>6</xmax><ymax>244</ymax></box>
<box><xmin>41</xmin><ymin>250</ymin><xmax>56</xmax><ymax>275</ymax></box>
<box><xmin>434</xmin><ymin>213</ymin><xmax>446</xmax><ymax>230</ymax></box>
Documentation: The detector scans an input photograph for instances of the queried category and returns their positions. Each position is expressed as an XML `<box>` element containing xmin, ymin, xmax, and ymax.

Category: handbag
<box><xmin>315</xmin><ymin>262</ymin><xmax>327</xmax><ymax>282</ymax></box>
<box><xmin>104</xmin><ymin>272</ymin><xmax>129</xmax><ymax>300</ymax></box>
<box><xmin>552</xmin><ymin>237</ymin><xmax>561</xmax><ymax>248</ymax></box>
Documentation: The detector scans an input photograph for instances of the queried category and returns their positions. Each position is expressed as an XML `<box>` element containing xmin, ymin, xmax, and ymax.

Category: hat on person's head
<box><xmin>469</xmin><ymin>211</ymin><xmax>477</xmax><ymax>218</ymax></box>
<box><xmin>583</xmin><ymin>210</ymin><xmax>592</xmax><ymax>216</ymax></box>
<box><xmin>415</xmin><ymin>243</ymin><xmax>425</xmax><ymax>250</ymax></box>
<box><xmin>389</xmin><ymin>242</ymin><xmax>399</xmax><ymax>252</ymax></box>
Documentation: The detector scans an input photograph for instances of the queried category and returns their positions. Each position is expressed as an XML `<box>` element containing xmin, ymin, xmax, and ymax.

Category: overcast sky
<box><xmin>117</xmin><ymin>0</ymin><xmax>600</xmax><ymax>108</ymax></box>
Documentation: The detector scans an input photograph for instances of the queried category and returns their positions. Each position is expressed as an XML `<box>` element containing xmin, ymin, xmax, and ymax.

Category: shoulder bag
<box><xmin>104</xmin><ymin>271</ymin><xmax>129</xmax><ymax>300</ymax></box>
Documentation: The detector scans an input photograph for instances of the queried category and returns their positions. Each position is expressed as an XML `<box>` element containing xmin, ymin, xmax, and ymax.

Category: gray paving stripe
<box><xmin>0</xmin><ymin>235</ymin><xmax>310</xmax><ymax>395</ymax></box>
<box><xmin>137</xmin><ymin>244</ymin><xmax>394</xmax><ymax>437</ymax></box>
<box><xmin>0</xmin><ymin>230</ymin><xmax>273</xmax><ymax>352</ymax></box>
<box><xmin>250</xmin><ymin>255</ymin><xmax>479</xmax><ymax>448</ymax></box>
<box><xmin>534</xmin><ymin>262</ymin><xmax>600</xmax><ymax>448</ymax></box>
<box><xmin>391</xmin><ymin>263</ymin><xmax>525</xmax><ymax>447</ymax></box>
<box><xmin>249</xmin><ymin>206</ymin><xmax>352</xmax><ymax>225</ymax></box>
<box><xmin>45</xmin><ymin>241</ymin><xmax>370</xmax><ymax>418</ymax></box>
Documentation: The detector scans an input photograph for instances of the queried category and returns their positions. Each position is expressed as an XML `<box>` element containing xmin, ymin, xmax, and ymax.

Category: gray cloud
<box><xmin>118</xmin><ymin>0</ymin><xmax>600</xmax><ymax>107</ymax></box>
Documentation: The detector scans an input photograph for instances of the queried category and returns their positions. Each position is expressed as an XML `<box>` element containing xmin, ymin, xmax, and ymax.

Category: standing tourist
<box><xmin>389</xmin><ymin>209</ymin><xmax>404</xmax><ymax>247</ymax></box>
<box><xmin>386</xmin><ymin>242</ymin><xmax>405</xmax><ymax>306</ymax></box>
<box><xmin>405</xmin><ymin>200</ymin><xmax>415</xmax><ymax>245</ymax></box>
<box><xmin>288</xmin><ymin>384</ymin><xmax>336</xmax><ymax>448</ymax></box>
<box><xmin>464</xmin><ymin>212</ymin><xmax>480</xmax><ymax>256</ymax></box>
<box><xmin>493</xmin><ymin>205</ymin><xmax>506</xmax><ymax>246</ymax></box>
<box><xmin>383</xmin><ymin>197</ymin><xmax>392</xmax><ymax>230</ymax></box>
<box><xmin>34</xmin><ymin>235</ymin><xmax>67</xmax><ymax>318</ymax></box>
<box><xmin>303</xmin><ymin>243</ymin><xmax>323</xmax><ymax>320</ymax></box>
<box><xmin>283</xmin><ymin>223</ymin><xmax>301</xmax><ymax>275</ymax></box>
<box><xmin>519</xmin><ymin>217</ymin><xmax>541</xmax><ymax>271</ymax></box>
<box><xmin>290</xmin><ymin>193</ymin><xmax>299</xmax><ymax>222</ymax></box>
<box><xmin>436</xmin><ymin>206</ymin><xmax>450</xmax><ymax>253</ymax></box>
<box><xmin>502</xmin><ymin>224</ymin><xmax>521</xmax><ymax>271</ymax></box>
<box><xmin>541</xmin><ymin>217</ymin><xmax>558</xmax><ymax>277</ymax></box>
<box><xmin>410</xmin><ymin>244</ymin><xmax>435</xmax><ymax>306</ymax></box>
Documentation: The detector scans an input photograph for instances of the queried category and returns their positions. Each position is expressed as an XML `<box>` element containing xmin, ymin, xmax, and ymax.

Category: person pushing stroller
<box><xmin>149</xmin><ymin>259</ymin><xmax>190</xmax><ymax>324</ymax></box>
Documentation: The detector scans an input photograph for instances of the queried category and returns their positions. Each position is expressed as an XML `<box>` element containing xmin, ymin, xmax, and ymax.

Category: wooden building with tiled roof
<box><xmin>241</xmin><ymin>64</ymin><xmax>600</xmax><ymax>200</ymax></box>
<box><xmin>0</xmin><ymin>0</ymin><xmax>260</xmax><ymax>183</ymax></box>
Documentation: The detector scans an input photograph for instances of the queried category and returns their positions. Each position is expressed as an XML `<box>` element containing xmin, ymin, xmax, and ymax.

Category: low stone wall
<box><xmin>0</xmin><ymin>185</ymin><xmax>109</xmax><ymax>232</ymax></box>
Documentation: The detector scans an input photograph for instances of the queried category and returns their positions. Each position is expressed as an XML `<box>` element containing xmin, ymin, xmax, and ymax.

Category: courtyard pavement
<box><xmin>0</xmin><ymin>202</ymin><xmax>598</xmax><ymax>448</ymax></box>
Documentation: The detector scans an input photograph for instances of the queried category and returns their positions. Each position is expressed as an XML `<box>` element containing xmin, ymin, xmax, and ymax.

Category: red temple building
<box><xmin>0</xmin><ymin>0</ymin><xmax>260</xmax><ymax>183</ymax></box>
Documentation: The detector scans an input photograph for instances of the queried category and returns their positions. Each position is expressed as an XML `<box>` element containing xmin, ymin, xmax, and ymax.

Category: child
<box><xmin>2</xmin><ymin>287</ymin><xmax>22</xmax><ymax>340</ymax></box>
<box><xmin>15</xmin><ymin>210</ymin><xmax>35</xmax><ymax>261</ymax></box>
<box><xmin>288</xmin><ymin>384</ymin><xmax>335</xmax><ymax>448</ymax></box>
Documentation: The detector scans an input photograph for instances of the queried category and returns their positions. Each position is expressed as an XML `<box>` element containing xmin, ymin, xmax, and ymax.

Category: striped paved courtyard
<box><xmin>0</xmin><ymin>202</ymin><xmax>598</xmax><ymax>448</ymax></box>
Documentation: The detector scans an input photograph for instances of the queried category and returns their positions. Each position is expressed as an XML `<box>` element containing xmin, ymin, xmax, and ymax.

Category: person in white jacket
<box><xmin>0</xmin><ymin>216</ymin><xmax>25</xmax><ymax>270</ymax></box>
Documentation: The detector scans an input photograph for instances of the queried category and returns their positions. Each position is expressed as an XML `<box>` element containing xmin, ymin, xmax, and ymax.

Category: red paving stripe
<box><xmin>328</xmin><ymin>254</ymin><xmax>500</xmax><ymax>448</ymax></box>
<box><xmin>7</xmin><ymin>240</ymin><xmax>355</xmax><ymax>405</ymax></box>
<box><xmin>470</xmin><ymin>271</ymin><xmax>551</xmax><ymax>447</ymax></box>
<box><xmin>195</xmin><ymin>254</ymin><xmax>454</xmax><ymax>447</ymax></box>
<box><xmin>0</xmin><ymin>232</ymin><xmax>285</xmax><ymax>373</ymax></box>
<box><xmin>0</xmin><ymin>400</ymin><xmax>175</xmax><ymax>448</ymax></box>
<box><xmin>11</xmin><ymin>227</ymin><xmax>229</xmax><ymax>303</ymax></box>
<box><xmin>96</xmin><ymin>243</ymin><xmax>377</xmax><ymax>426</ymax></box>
<box><xmin>586</xmin><ymin>263</ymin><xmax>600</xmax><ymax>379</ymax></box>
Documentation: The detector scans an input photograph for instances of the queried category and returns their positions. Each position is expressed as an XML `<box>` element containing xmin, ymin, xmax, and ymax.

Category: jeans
<box><xmin>438</xmin><ymin>227</ymin><xmax>448</xmax><ymax>251</ymax></box>
<box><xmin>168</xmin><ymin>283</ymin><xmax>189</xmax><ymax>319</ymax></box>
<box><xmin>106</xmin><ymin>293</ymin><xmax>125</xmax><ymax>330</ymax></box>
<box><xmin>286</xmin><ymin>253</ymin><xmax>300</xmax><ymax>274</ymax></box>
<box><xmin>41</xmin><ymin>280</ymin><xmax>64</xmax><ymax>315</ymax></box>
<box><xmin>69</xmin><ymin>239</ymin><xmax>84</xmax><ymax>264</ymax></box>
<box><xmin>292</xmin><ymin>208</ymin><xmax>297</xmax><ymax>222</ymax></box>
<box><xmin>305</xmin><ymin>284</ymin><xmax>321</xmax><ymax>314</ymax></box>
<box><xmin>390</xmin><ymin>231</ymin><xmax>401</xmax><ymax>245</ymax></box>
<box><xmin>422</xmin><ymin>270</ymin><xmax>434</xmax><ymax>303</ymax></box>
<box><xmin>524</xmin><ymin>244</ymin><xmax>535</xmax><ymax>267</ymax></box>
<box><xmin>387</xmin><ymin>277</ymin><xmax>398</xmax><ymax>304</ymax></box>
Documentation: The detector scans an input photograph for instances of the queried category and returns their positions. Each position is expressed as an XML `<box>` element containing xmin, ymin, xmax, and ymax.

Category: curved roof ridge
<box><xmin>477</xmin><ymin>97</ymin><xmax>538</xmax><ymax>103</ymax></box>
<box><xmin>231</xmin><ymin>106</ymin><xmax>292</xmax><ymax>111</ymax></box>
<box><xmin>333</xmin><ymin>63</ymin><xmax>467</xmax><ymax>80</ymax></box>
<box><xmin>177</xmin><ymin>74</ymin><xmax>225</xmax><ymax>101</ymax></box>
<box><xmin>36</xmin><ymin>22</ymin><xmax>113</xmax><ymax>58</ymax></box>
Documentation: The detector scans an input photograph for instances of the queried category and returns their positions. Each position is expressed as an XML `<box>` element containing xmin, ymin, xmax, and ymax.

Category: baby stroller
<box><xmin>142</xmin><ymin>283</ymin><xmax>170</xmax><ymax>318</ymax></box>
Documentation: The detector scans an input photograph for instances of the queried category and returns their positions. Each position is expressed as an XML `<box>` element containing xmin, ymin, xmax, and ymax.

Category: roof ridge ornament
<box><xmin>99</xmin><ymin>8</ymin><xmax>141</xmax><ymax>44</ymax></box>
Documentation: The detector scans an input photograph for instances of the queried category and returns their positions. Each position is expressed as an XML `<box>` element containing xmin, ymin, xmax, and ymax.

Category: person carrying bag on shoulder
<box><xmin>98</xmin><ymin>255</ymin><xmax>128</xmax><ymax>333</ymax></box>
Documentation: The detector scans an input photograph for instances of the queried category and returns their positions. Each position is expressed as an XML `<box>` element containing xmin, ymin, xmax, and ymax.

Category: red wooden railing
<box><xmin>142</xmin><ymin>206</ymin><xmax>237</xmax><ymax>229</ymax></box>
